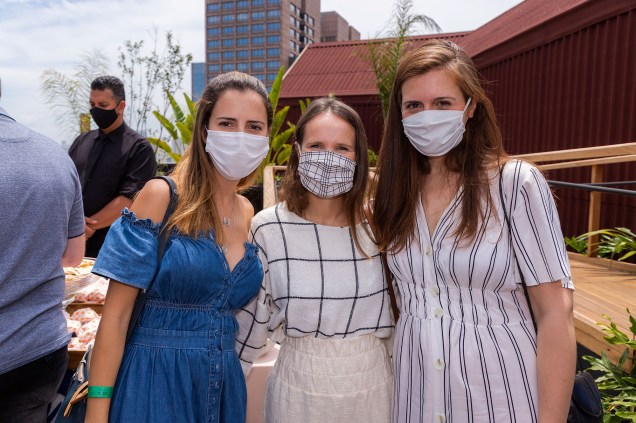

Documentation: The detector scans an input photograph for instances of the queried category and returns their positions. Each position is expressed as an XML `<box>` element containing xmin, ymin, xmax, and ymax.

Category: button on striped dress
<box><xmin>389</xmin><ymin>160</ymin><xmax>573</xmax><ymax>423</ymax></box>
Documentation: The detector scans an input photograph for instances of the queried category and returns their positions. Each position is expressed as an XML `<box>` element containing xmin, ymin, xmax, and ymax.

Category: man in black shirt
<box><xmin>69</xmin><ymin>76</ymin><xmax>157</xmax><ymax>258</ymax></box>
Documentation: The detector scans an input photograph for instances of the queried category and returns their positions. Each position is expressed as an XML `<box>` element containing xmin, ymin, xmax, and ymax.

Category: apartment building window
<box><xmin>208</xmin><ymin>15</ymin><xmax>220</xmax><ymax>23</ymax></box>
<box><xmin>222</xmin><ymin>63</ymin><xmax>234</xmax><ymax>72</ymax></box>
<box><xmin>267</xmin><ymin>9</ymin><xmax>280</xmax><ymax>18</ymax></box>
<box><xmin>222</xmin><ymin>1</ymin><xmax>234</xmax><ymax>10</ymax></box>
<box><xmin>208</xmin><ymin>40</ymin><xmax>220</xmax><ymax>48</ymax></box>
<box><xmin>222</xmin><ymin>14</ymin><xmax>234</xmax><ymax>22</ymax></box>
<box><xmin>222</xmin><ymin>27</ymin><xmax>234</xmax><ymax>35</ymax></box>
<box><xmin>254</xmin><ymin>74</ymin><xmax>265</xmax><ymax>82</ymax></box>
<box><xmin>237</xmin><ymin>62</ymin><xmax>249</xmax><ymax>71</ymax></box>
<box><xmin>252</xmin><ymin>11</ymin><xmax>265</xmax><ymax>19</ymax></box>
<box><xmin>208</xmin><ymin>52</ymin><xmax>220</xmax><ymax>61</ymax></box>
<box><xmin>290</xmin><ymin>3</ymin><xmax>297</xmax><ymax>14</ymax></box>
<box><xmin>208</xmin><ymin>64</ymin><xmax>220</xmax><ymax>73</ymax></box>
<box><xmin>267</xmin><ymin>47</ymin><xmax>280</xmax><ymax>56</ymax></box>
<box><xmin>252</xmin><ymin>23</ymin><xmax>265</xmax><ymax>32</ymax></box>
<box><xmin>289</xmin><ymin>40</ymin><xmax>296</xmax><ymax>51</ymax></box>
<box><xmin>252</xmin><ymin>49</ymin><xmax>265</xmax><ymax>57</ymax></box>
<box><xmin>252</xmin><ymin>0</ymin><xmax>265</xmax><ymax>5</ymax></box>
<box><xmin>222</xmin><ymin>39</ymin><xmax>234</xmax><ymax>47</ymax></box>
<box><xmin>267</xmin><ymin>35</ymin><xmax>280</xmax><ymax>44</ymax></box>
<box><xmin>222</xmin><ymin>51</ymin><xmax>234</xmax><ymax>59</ymax></box>
<box><xmin>207</xmin><ymin>3</ymin><xmax>220</xmax><ymax>12</ymax></box>
<box><xmin>268</xmin><ymin>0</ymin><xmax>280</xmax><ymax>4</ymax></box>
<box><xmin>308</xmin><ymin>28</ymin><xmax>314</xmax><ymax>37</ymax></box>
<box><xmin>252</xmin><ymin>36</ymin><xmax>265</xmax><ymax>45</ymax></box>
<box><xmin>267</xmin><ymin>22</ymin><xmax>281</xmax><ymax>31</ymax></box>
<box><xmin>267</xmin><ymin>60</ymin><xmax>280</xmax><ymax>70</ymax></box>
<box><xmin>252</xmin><ymin>61</ymin><xmax>265</xmax><ymax>70</ymax></box>
<box><xmin>237</xmin><ymin>0</ymin><xmax>248</xmax><ymax>8</ymax></box>
<box><xmin>237</xmin><ymin>50</ymin><xmax>249</xmax><ymax>58</ymax></box>
<box><xmin>207</xmin><ymin>28</ymin><xmax>220</xmax><ymax>36</ymax></box>
<box><xmin>289</xmin><ymin>29</ymin><xmax>295</xmax><ymax>38</ymax></box>
<box><xmin>237</xmin><ymin>37</ymin><xmax>249</xmax><ymax>46</ymax></box>
<box><xmin>267</xmin><ymin>72</ymin><xmax>278</xmax><ymax>81</ymax></box>
<box><xmin>289</xmin><ymin>16</ymin><xmax>295</xmax><ymax>26</ymax></box>
<box><xmin>308</xmin><ymin>16</ymin><xmax>315</xmax><ymax>25</ymax></box>
<box><xmin>237</xmin><ymin>24</ymin><xmax>248</xmax><ymax>33</ymax></box>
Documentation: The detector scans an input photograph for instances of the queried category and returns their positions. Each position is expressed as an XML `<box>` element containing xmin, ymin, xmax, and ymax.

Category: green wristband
<box><xmin>87</xmin><ymin>386</ymin><xmax>114</xmax><ymax>398</ymax></box>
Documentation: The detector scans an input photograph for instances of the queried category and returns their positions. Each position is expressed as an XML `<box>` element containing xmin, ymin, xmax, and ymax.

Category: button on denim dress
<box><xmin>92</xmin><ymin>209</ymin><xmax>263</xmax><ymax>423</ymax></box>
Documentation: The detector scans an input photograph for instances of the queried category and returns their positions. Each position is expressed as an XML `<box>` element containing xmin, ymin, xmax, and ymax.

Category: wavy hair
<box><xmin>166</xmin><ymin>72</ymin><xmax>273</xmax><ymax>241</ymax></box>
<box><xmin>373</xmin><ymin>39</ymin><xmax>508</xmax><ymax>253</ymax></box>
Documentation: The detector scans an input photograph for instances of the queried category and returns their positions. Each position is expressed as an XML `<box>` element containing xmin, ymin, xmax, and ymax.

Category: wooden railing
<box><xmin>512</xmin><ymin>142</ymin><xmax>636</xmax><ymax>256</ymax></box>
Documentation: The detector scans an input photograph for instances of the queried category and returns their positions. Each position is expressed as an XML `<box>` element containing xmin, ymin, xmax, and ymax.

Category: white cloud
<box><xmin>0</xmin><ymin>0</ymin><xmax>521</xmax><ymax>146</ymax></box>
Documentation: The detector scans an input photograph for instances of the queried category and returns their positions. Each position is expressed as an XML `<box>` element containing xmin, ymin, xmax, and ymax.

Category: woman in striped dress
<box><xmin>372</xmin><ymin>39</ymin><xmax>576</xmax><ymax>422</ymax></box>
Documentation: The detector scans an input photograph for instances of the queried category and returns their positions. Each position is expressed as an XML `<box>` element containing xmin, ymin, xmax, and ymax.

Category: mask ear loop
<box><xmin>294</xmin><ymin>142</ymin><xmax>302</xmax><ymax>157</ymax></box>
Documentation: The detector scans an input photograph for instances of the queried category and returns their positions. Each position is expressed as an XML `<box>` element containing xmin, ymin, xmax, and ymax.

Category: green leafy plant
<box><xmin>255</xmin><ymin>67</ymin><xmax>310</xmax><ymax>183</ymax></box>
<box><xmin>147</xmin><ymin>91</ymin><xmax>195</xmax><ymax>163</ymax></box>
<box><xmin>573</xmin><ymin>228</ymin><xmax>636</xmax><ymax>262</ymax></box>
<box><xmin>583</xmin><ymin>309</ymin><xmax>636</xmax><ymax>421</ymax></box>
<box><xmin>366</xmin><ymin>0</ymin><xmax>441</xmax><ymax>117</ymax></box>
<box><xmin>368</xmin><ymin>148</ymin><xmax>378</xmax><ymax>167</ymax></box>
<box><xmin>565</xmin><ymin>236</ymin><xmax>588</xmax><ymax>254</ymax></box>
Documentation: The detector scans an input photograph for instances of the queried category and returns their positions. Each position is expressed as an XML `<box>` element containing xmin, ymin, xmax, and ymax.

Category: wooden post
<box><xmin>586</xmin><ymin>164</ymin><xmax>603</xmax><ymax>257</ymax></box>
<box><xmin>79</xmin><ymin>113</ymin><xmax>91</xmax><ymax>133</ymax></box>
<box><xmin>263</xmin><ymin>165</ymin><xmax>276</xmax><ymax>209</ymax></box>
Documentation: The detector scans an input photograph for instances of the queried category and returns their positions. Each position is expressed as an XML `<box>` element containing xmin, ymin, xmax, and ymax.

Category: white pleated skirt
<box><xmin>264</xmin><ymin>335</ymin><xmax>393</xmax><ymax>423</ymax></box>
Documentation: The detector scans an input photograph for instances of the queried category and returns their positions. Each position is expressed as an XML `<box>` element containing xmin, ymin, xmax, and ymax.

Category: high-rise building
<box><xmin>205</xmin><ymin>0</ymin><xmax>321</xmax><ymax>87</ymax></box>
<box><xmin>191</xmin><ymin>62</ymin><xmax>206</xmax><ymax>101</ymax></box>
<box><xmin>320</xmin><ymin>11</ymin><xmax>360</xmax><ymax>42</ymax></box>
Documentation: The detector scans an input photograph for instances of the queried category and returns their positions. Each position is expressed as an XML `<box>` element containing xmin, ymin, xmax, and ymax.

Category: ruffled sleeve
<box><xmin>91</xmin><ymin>208</ymin><xmax>161</xmax><ymax>290</ymax></box>
<box><xmin>503</xmin><ymin>160</ymin><xmax>573</xmax><ymax>289</ymax></box>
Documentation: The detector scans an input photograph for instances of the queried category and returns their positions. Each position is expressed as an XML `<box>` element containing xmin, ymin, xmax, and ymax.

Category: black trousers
<box><xmin>0</xmin><ymin>346</ymin><xmax>68</xmax><ymax>423</ymax></box>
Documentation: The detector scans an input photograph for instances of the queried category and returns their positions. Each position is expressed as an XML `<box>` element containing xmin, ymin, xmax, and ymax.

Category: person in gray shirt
<box><xmin>0</xmin><ymin>78</ymin><xmax>86</xmax><ymax>423</ymax></box>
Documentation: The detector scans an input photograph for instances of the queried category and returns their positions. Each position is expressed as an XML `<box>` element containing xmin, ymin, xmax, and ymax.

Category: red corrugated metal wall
<box><xmin>476</xmin><ymin>7</ymin><xmax>636</xmax><ymax>237</ymax></box>
<box><xmin>279</xmin><ymin>95</ymin><xmax>385</xmax><ymax>152</ymax></box>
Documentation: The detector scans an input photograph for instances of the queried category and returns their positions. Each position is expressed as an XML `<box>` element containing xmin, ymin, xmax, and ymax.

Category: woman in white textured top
<box><xmin>235</xmin><ymin>97</ymin><xmax>393</xmax><ymax>423</ymax></box>
<box><xmin>372</xmin><ymin>40</ymin><xmax>576</xmax><ymax>422</ymax></box>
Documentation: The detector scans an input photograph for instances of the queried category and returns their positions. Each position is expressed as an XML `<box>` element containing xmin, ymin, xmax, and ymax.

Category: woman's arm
<box><xmin>85</xmin><ymin>179</ymin><xmax>171</xmax><ymax>422</ymax></box>
<box><xmin>528</xmin><ymin>281</ymin><xmax>576</xmax><ymax>423</ymax></box>
<box><xmin>84</xmin><ymin>281</ymin><xmax>138</xmax><ymax>422</ymax></box>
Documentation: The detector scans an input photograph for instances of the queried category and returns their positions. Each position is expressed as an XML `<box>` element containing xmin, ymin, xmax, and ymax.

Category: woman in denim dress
<box><xmin>85</xmin><ymin>72</ymin><xmax>272</xmax><ymax>423</ymax></box>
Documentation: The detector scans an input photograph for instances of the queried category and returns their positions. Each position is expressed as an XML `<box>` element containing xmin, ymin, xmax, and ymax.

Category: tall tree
<box><xmin>40</xmin><ymin>50</ymin><xmax>109</xmax><ymax>141</ymax></box>
<box><xmin>367</xmin><ymin>0</ymin><xmax>441</xmax><ymax>117</ymax></box>
<box><xmin>117</xmin><ymin>29</ymin><xmax>193</xmax><ymax>136</ymax></box>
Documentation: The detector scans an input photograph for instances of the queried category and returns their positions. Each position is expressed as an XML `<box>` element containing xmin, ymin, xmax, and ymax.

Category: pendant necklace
<box><xmin>219</xmin><ymin>194</ymin><xmax>236</xmax><ymax>254</ymax></box>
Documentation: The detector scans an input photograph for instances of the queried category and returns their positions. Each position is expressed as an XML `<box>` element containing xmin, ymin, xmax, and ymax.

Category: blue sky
<box><xmin>0</xmin><ymin>0</ymin><xmax>522</xmax><ymax>146</ymax></box>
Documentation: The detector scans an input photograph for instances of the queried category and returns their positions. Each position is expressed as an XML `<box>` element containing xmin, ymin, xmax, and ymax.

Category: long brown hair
<box><xmin>279</xmin><ymin>96</ymin><xmax>372</xmax><ymax>254</ymax></box>
<box><xmin>166</xmin><ymin>72</ymin><xmax>273</xmax><ymax>241</ymax></box>
<box><xmin>373</xmin><ymin>39</ymin><xmax>508</xmax><ymax>253</ymax></box>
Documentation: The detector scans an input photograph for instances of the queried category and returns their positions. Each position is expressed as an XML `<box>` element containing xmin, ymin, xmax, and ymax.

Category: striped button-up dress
<box><xmin>389</xmin><ymin>160</ymin><xmax>573</xmax><ymax>423</ymax></box>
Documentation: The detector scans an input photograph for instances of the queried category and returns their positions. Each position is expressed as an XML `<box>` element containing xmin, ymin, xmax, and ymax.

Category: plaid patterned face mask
<box><xmin>297</xmin><ymin>150</ymin><xmax>357</xmax><ymax>198</ymax></box>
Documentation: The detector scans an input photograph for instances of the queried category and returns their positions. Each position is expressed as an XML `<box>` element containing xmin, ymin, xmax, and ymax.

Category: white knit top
<box><xmin>235</xmin><ymin>202</ymin><xmax>393</xmax><ymax>374</ymax></box>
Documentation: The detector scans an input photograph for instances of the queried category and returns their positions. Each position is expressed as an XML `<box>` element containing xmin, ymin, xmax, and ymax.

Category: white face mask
<box><xmin>402</xmin><ymin>98</ymin><xmax>472</xmax><ymax>157</ymax></box>
<box><xmin>205</xmin><ymin>130</ymin><xmax>269</xmax><ymax>181</ymax></box>
<box><xmin>297</xmin><ymin>149</ymin><xmax>356</xmax><ymax>198</ymax></box>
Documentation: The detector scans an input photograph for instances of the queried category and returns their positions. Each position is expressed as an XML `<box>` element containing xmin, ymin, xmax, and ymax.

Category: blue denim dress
<box><xmin>92</xmin><ymin>209</ymin><xmax>263</xmax><ymax>423</ymax></box>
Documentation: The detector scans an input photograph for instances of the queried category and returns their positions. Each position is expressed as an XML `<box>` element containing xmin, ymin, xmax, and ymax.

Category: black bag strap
<box><xmin>499</xmin><ymin>166</ymin><xmax>538</xmax><ymax>331</ymax></box>
<box><xmin>498</xmin><ymin>165</ymin><xmax>538</xmax><ymax>332</ymax></box>
<box><xmin>124</xmin><ymin>176</ymin><xmax>178</xmax><ymax>342</ymax></box>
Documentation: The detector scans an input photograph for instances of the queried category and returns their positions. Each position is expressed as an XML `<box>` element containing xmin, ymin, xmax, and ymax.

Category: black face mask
<box><xmin>90</xmin><ymin>105</ymin><xmax>119</xmax><ymax>130</ymax></box>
